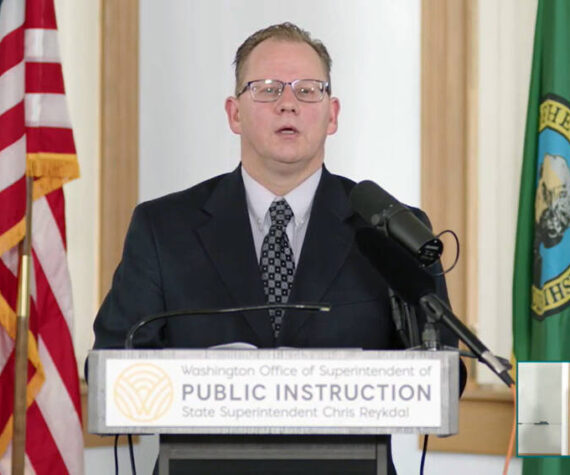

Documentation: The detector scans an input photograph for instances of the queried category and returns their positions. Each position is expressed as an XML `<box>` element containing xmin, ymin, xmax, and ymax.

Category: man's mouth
<box><xmin>276</xmin><ymin>126</ymin><xmax>299</xmax><ymax>135</ymax></box>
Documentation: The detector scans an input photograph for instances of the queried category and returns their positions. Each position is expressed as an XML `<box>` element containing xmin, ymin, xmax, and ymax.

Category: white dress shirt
<box><xmin>241</xmin><ymin>166</ymin><xmax>322</xmax><ymax>266</ymax></box>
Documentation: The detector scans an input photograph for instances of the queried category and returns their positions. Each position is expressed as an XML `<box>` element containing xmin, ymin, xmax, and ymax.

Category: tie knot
<box><xmin>269</xmin><ymin>199</ymin><xmax>294</xmax><ymax>228</ymax></box>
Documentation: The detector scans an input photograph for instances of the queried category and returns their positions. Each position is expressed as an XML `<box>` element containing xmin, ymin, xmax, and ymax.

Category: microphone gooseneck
<box><xmin>124</xmin><ymin>303</ymin><xmax>331</xmax><ymax>350</ymax></box>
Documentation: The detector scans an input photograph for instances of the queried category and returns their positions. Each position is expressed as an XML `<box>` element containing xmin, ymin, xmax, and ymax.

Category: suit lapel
<box><xmin>278</xmin><ymin>169</ymin><xmax>355</xmax><ymax>343</ymax></box>
<box><xmin>196</xmin><ymin>168</ymin><xmax>274</xmax><ymax>346</ymax></box>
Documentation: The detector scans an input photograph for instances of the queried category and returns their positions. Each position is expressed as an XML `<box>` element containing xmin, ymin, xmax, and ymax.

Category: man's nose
<box><xmin>276</xmin><ymin>84</ymin><xmax>298</xmax><ymax>113</ymax></box>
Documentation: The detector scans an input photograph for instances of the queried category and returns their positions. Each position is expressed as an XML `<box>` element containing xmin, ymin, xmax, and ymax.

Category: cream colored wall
<box><xmin>476</xmin><ymin>0</ymin><xmax>537</xmax><ymax>384</ymax></box>
<box><xmin>53</xmin><ymin>0</ymin><xmax>100</xmax><ymax>374</ymax></box>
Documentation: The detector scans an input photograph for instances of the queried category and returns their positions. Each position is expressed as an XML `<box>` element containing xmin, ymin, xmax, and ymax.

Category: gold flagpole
<box><xmin>12</xmin><ymin>176</ymin><xmax>33</xmax><ymax>475</ymax></box>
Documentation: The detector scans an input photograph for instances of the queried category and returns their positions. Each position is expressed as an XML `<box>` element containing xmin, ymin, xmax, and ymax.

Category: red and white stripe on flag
<box><xmin>0</xmin><ymin>0</ymin><xmax>83</xmax><ymax>473</ymax></box>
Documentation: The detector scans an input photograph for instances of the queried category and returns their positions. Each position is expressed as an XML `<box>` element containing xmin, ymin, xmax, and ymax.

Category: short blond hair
<box><xmin>233</xmin><ymin>22</ymin><xmax>332</xmax><ymax>95</ymax></box>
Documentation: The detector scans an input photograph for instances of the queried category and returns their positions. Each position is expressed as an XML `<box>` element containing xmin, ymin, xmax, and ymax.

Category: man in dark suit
<box><xmin>93</xmin><ymin>22</ymin><xmax>459</xmax><ymax>475</ymax></box>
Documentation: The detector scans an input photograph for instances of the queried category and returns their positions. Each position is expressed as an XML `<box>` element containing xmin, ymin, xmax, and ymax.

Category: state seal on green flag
<box><xmin>531</xmin><ymin>95</ymin><xmax>570</xmax><ymax>320</ymax></box>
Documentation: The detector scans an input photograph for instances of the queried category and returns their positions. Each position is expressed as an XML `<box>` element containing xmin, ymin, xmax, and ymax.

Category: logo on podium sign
<box><xmin>113</xmin><ymin>363</ymin><xmax>174</xmax><ymax>422</ymax></box>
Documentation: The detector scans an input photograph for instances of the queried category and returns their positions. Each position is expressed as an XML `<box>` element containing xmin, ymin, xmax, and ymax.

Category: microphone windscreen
<box><xmin>349</xmin><ymin>180</ymin><xmax>400</xmax><ymax>225</ymax></box>
<box><xmin>355</xmin><ymin>227</ymin><xmax>436</xmax><ymax>303</ymax></box>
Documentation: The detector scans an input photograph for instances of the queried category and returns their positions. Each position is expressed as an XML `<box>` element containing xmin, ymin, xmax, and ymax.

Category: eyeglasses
<box><xmin>237</xmin><ymin>79</ymin><xmax>330</xmax><ymax>103</ymax></box>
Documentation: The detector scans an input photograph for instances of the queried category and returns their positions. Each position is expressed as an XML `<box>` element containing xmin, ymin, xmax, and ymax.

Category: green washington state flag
<box><xmin>513</xmin><ymin>0</ymin><xmax>570</xmax><ymax>473</ymax></box>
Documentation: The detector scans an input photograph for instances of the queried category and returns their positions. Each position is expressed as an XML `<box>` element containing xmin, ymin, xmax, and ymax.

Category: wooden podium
<box><xmin>88</xmin><ymin>349</ymin><xmax>459</xmax><ymax>474</ymax></box>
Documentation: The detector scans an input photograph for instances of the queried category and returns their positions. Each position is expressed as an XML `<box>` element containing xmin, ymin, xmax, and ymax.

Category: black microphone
<box><xmin>355</xmin><ymin>227</ymin><xmax>513</xmax><ymax>387</ymax></box>
<box><xmin>356</xmin><ymin>227</ymin><xmax>436</xmax><ymax>304</ymax></box>
<box><xmin>350</xmin><ymin>180</ymin><xmax>443</xmax><ymax>265</ymax></box>
<box><xmin>124</xmin><ymin>303</ymin><xmax>331</xmax><ymax>349</ymax></box>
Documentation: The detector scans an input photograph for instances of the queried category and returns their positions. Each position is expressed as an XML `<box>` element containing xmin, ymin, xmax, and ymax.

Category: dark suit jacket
<box><xmin>94</xmin><ymin>166</ymin><xmax>455</xmax><ymax>351</ymax></box>
<box><xmin>93</xmin><ymin>166</ymin><xmax>464</xmax><ymax>475</ymax></box>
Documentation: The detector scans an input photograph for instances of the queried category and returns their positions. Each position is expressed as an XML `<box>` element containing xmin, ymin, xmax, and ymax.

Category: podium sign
<box><xmin>88</xmin><ymin>349</ymin><xmax>458</xmax><ymax>436</ymax></box>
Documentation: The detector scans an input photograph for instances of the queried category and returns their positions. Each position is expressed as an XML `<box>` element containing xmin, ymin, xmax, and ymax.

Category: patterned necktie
<box><xmin>260</xmin><ymin>199</ymin><xmax>295</xmax><ymax>339</ymax></box>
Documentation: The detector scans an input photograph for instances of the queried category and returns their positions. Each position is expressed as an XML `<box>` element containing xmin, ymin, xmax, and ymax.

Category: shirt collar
<box><xmin>241</xmin><ymin>166</ymin><xmax>322</xmax><ymax>231</ymax></box>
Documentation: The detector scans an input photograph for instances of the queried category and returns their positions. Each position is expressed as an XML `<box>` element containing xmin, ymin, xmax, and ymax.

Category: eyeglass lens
<box><xmin>249</xmin><ymin>80</ymin><xmax>326</xmax><ymax>102</ymax></box>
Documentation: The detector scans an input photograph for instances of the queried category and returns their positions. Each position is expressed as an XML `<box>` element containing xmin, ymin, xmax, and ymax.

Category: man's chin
<box><xmin>242</xmin><ymin>150</ymin><xmax>324</xmax><ymax>177</ymax></box>
<box><xmin>270</xmin><ymin>155</ymin><xmax>323</xmax><ymax>173</ymax></box>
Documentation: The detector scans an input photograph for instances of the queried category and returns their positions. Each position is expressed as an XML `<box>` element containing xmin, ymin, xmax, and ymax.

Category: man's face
<box><xmin>225</xmin><ymin>39</ymin><xmax>340</xmax><ymax>181</ymax></box>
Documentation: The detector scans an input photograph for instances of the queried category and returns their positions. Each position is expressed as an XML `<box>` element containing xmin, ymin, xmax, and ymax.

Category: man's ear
<box><xmin>326</xmin><ymin>97</ymin><xmax>340</xmax><ymax>135</ymax></box>
<box><xmin>225</xmin><ymin>96</ymin><xmax>241</xmax><ymax>135</ymax></box>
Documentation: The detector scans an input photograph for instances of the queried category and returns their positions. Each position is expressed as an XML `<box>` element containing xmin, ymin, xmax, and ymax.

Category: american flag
<box><xmin>0</xmin><ymin>0</ymin><xmax>83</xmax><ymax>473</ymax></box>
